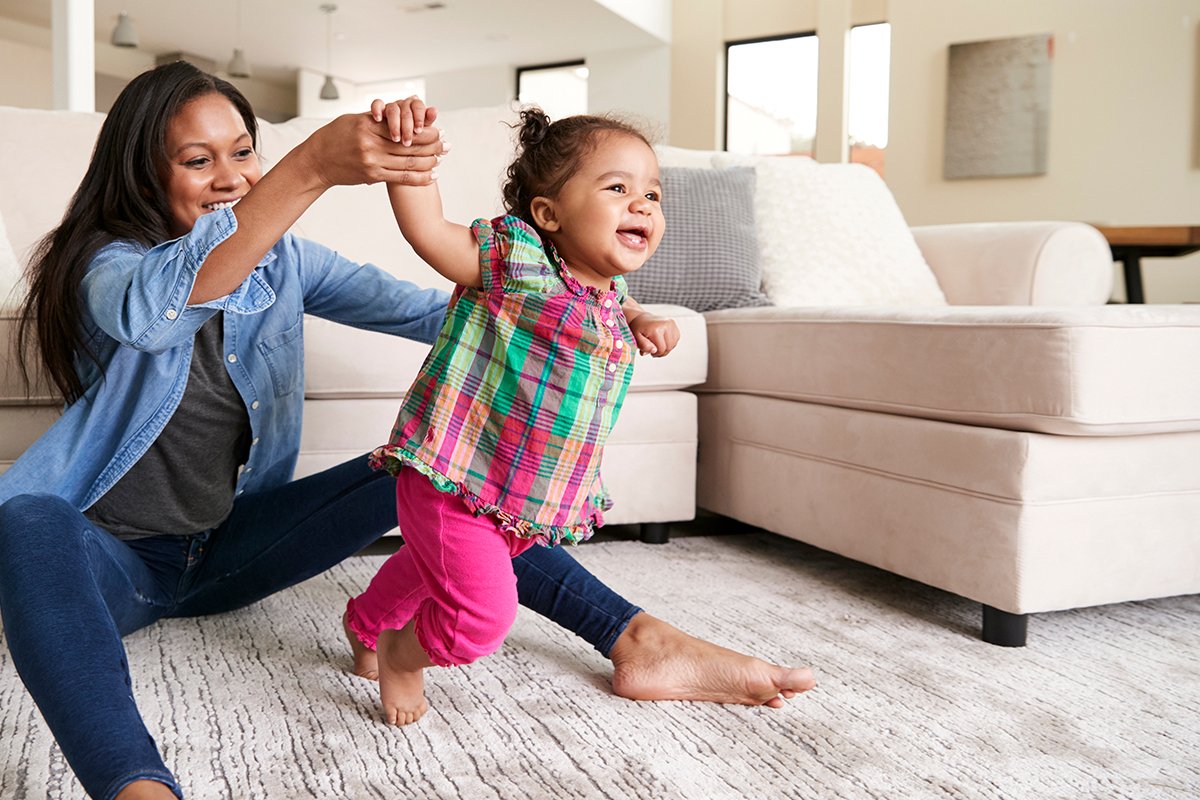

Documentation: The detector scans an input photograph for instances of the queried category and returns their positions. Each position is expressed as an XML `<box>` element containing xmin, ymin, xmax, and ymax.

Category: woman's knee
<box><xmin>0</xmin><ymin>493</ymin><xmax>87</xmax><ymax>558</ymax></box>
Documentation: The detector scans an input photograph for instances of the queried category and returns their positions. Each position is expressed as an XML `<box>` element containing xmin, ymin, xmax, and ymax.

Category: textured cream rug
<box><xmin>2</xmin><ymin>533</ymin><xmax>1198</xmax><ymax>799</ymax></box>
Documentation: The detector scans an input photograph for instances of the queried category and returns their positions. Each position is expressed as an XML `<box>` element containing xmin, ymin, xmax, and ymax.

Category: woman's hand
<box><xmin>294</xmin><ymin>106</ymin><xmax>446</xmax><ymax>189</ymax></box>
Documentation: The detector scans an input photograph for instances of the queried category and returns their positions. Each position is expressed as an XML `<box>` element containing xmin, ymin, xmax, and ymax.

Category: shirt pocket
<box><xmin>258</xmin><ymin>315</ymin><xmax>304</xmax><ymax>398</ymax></box>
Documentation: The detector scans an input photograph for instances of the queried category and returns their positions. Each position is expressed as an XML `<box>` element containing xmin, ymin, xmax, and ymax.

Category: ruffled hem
<box><xmin>368</xmin><ymin>446</ymin><xmax>600</xmax><ymax>547</ymax></box>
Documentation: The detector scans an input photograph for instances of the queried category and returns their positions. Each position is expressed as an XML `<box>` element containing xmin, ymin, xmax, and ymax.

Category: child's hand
<box><xmin>370</xmin><ymin>96</ymin><xmax>440</xmax><ymax>148</ymax></box>
<box><xmin>628</xmin><ymin>313</ymin><xmax>680</xmax><ymax>357</ymax></box>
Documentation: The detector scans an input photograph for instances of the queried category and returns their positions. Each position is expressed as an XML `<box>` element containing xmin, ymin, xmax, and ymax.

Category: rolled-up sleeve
<box><xmin>81</xmin><ymin>209</ymin><xmax>274</xmax><ymax>352</ymax></box>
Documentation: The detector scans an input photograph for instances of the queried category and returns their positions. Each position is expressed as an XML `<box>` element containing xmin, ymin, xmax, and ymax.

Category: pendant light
<box><xmin>111</xmin><ymin>11</ymin><xmax>138</xmax><ymax>48</ymax></box>
<box><xmin>319</xmin><ymin>4</ymin><xmax>339</xmax><ymax>100</ymax></box>
<box><xmin>228</xmin><ymin>0</ymin><xmax>251</xmax><ymax>78</ymax></box>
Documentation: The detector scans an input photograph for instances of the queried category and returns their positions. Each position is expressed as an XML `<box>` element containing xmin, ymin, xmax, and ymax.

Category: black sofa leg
<box><xmin>640</xmin><ymin>522</ymin><xmax>670</xmax><ymax>544</ymax></box>
<box><xmin>982</xmin><ymin>605</ymin><xmax>1028</xmax><ymax>647</ymax></box>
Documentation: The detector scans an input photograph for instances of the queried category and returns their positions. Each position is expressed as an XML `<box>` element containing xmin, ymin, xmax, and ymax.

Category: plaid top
<box><xmin>370</xmin><ymin>215</ymin><xmax>636</xmax><ymax>546</ymax></box>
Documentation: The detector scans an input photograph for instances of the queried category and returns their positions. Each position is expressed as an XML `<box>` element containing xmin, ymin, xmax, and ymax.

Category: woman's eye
<box><xmin>183</xmin><ymin>157</ymin><xmax>210</xmax><ymax>168</ymax></box>
<box><xmin>235</xmin><ymin>148</ymin><xmax>254</xmax><ymax>159</ymax></box>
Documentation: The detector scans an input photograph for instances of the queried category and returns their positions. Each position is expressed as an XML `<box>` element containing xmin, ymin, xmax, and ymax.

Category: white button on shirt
<box><xmin>251</xmin><ymin>400</ymin><xmax>260</xmax><ymax>410</ymax></box>
<box><xmin>606</xmin><ymin>318</ymin><xmax>616</xmax><ymax>327</ymax></box>
<box><xmin>165</xmin><ymin>309</ymin><xmax>178</xmax><ymax>320</ymax></box>
<box><xmin>227</xmin><ymin>354</ymin><xmax>237</xmax><ymax>363</ymax></box>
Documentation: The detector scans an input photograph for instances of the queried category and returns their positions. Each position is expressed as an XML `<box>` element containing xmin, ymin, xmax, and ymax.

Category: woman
<box><xmin>0</xmin><ymin>62</ymin><xmax>814</xmax><ymax>800</ymax></box>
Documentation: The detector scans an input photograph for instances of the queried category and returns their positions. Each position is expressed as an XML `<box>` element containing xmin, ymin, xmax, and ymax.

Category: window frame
<box><xmin>514</xmin><ymin>59</ymin><xmax>588</xmax><ymax>104</ymax></box>
<box><xmin>723</xmin><ymin>31</ymin><xmax>817</xmax><ymax>153</ymax></box>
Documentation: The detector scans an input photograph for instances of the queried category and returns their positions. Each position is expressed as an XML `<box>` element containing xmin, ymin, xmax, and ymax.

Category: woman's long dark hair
<box><xmin>16</xmin><ymin>60</ymin><xmax>258</xmax><ymax>403</ymax></box>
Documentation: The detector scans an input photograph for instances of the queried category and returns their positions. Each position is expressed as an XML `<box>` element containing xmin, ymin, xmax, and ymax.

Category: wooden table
<box><xmin>1093</xmin><ymin>225</ymin><xmax>1200</xmax><ymax>303</ymax></box>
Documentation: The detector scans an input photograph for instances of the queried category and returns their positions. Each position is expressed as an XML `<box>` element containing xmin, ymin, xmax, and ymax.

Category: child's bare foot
<box><xmin>376</xmin><ymin>623</ymin><xmax>433</xmax><ymax>726</ymax></box>
<box><xmin>343</xmin><ymin>610</ymin><xmax>379</xmax><ymax>680</ymax></box>
<box><xmin>609</xmin><ymin>613</ymin><xmax>816</xmax><ymax>707</ymax></box>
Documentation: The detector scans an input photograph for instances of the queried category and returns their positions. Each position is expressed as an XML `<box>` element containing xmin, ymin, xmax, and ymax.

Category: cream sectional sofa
<box><xmin>0</xmin><ymin>104</ymin><xmax>704</xmax><ymax>542</ymax></box>
<box><xmin>3</xmin><ymin>103</ymin><xmax>1199</xmax><ymax>647</ymax></box>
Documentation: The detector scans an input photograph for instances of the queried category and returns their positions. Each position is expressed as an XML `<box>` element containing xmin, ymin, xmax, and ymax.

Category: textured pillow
<box><xmin>625</xmin><ymin>166</ymin><xmax>770</xmax><ymax>312</ymax></box>
<box><xmin>714</xmin><ymin>155</ymin><xmax>947</xmax><ymax>307</ymax></box>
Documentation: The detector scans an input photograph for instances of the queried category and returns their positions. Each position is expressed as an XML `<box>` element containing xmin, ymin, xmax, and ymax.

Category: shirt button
<box><xmin>608</xmin><ymin>363</ymin><xmax>617</xmax><ymax>373</ymax></box>
<box><xmin>615</xmin><ymin>340</ymin><xmax>624</xmax><ymax>349</ymax></box>
<box><xmin>604</xmin><ymin>299</ymin><xmax>613</xmax><ymax>308</ymax></box>
<box><xmin>165</xmin><ymin>309</ymin><xmax>178</xmax><ymax>320</ymax></box>
<box><xmin>606</xmin><ymin>318</ymin><xmax>616</xmax><ymax>327</ymax></box>
<box><xmin>244</xmin><ymin>466</ymin><xmax>252</xmax><ymax>473</ymax></box>
<box><xmin>251</xmin><ymin>400</ymin><xmax>260</xmax><ymax>410</ymax></box>
<box><xmin>227</xmin><ymin>353</ymin><xmax>238</xmax><ymax>363</ymax></box>
<box><xmin>252</xmin><ymin>437</ymin><xmax>260</xmax><ymax>446</ymax></box>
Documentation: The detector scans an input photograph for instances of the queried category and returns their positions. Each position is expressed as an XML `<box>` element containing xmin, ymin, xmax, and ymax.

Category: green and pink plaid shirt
<box><xmin>370</xmin><ymin>215</ymin><xmax>636</xmax><ymax>546</ymax></box>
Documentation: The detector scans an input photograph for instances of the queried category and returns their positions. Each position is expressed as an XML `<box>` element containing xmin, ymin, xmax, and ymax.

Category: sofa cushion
<box><xmin>714</xmin><ymin>155</ymin><xmax>948</xmax><ymax>308</ymax></box>
<box><xmin>624</xmin><ymin>166</ymin><xmax>770</xmax><ymax>313</ymax></box>
<box><xmin>700</xmin><ymin>304</ymin><xmax>1200</xmax><ymax>435</ymax></box>
<box><xmin>0</xmin><ymin>209</ymin><xmax>22</xmax><ymax>312</ymax></box>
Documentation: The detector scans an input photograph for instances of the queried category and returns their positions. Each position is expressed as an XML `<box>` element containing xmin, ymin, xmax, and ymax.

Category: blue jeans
<box><xmin>0</xmin><ymin>455</ymin><xmax>640</xmax><ymax>800</ymax></box>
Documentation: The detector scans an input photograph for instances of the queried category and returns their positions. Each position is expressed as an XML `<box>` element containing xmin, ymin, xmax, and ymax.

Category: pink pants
<box><xmin>345</xmin><ymin>468</ymin><xmax>535</xmax><ymax>666</ymax></box>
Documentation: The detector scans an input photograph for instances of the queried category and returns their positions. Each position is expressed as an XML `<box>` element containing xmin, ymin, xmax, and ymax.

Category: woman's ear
<box><xmin>530</xmin><ymin>196</ymin><xmax>560</xmax><ymax>232</ymax></box>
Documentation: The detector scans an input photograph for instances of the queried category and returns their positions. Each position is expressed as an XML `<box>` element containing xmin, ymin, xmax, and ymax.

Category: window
<box><xmin>516</xmin><ymin>61</ymin><xmax>588</xmax><ymax>121</ymax></box>
<box><xmin>848</xmin><ymin>23</ymin><xmax>891</xmax><ymax>176</ymax></box>
<box><xmin>724</xmin><ymin>33</ymin><xmax>819</xmax><ymax>156</ymax></box>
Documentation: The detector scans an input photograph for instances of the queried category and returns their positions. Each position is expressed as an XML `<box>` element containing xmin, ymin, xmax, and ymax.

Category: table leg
<box><xmin>1121</xmin><ymin>253</ymin><xmax>1145</xmax><ymax>303</ymax></box>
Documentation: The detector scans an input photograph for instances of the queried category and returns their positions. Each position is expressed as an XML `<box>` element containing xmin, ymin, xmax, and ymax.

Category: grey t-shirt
<box><xmin>86</xmin><ymin>313</ymin><xmax>251</xmax><ymax>539</ymax></box>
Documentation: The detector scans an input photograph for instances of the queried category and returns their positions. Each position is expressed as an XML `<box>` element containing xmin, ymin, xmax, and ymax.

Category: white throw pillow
<box><xmin>0</xmin><ymin>210</ymin><xmax>24</xmax><ymax>310</ymax></box>
<box><xmin>715</xmin><ymin>155</ymin><xmax>947</xmax><ymax>307</ymax></box>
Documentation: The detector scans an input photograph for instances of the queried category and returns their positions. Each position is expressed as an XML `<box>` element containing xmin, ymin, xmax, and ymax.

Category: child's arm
<box><xmin>623</xmin><ymin>296</ymin><xmax>680</xmax><ymax>357</ymax></box>
<box><xmin>371</xmin><ymin>97</ymin><xmax>482</xmax><ymax>288</ymax></box>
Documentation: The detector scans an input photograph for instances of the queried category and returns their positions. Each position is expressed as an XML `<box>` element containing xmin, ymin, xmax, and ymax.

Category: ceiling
<box><xmin>0</xmin><ymin>0</ymin><xmax>663</xmax><ymax>86</ymax></box>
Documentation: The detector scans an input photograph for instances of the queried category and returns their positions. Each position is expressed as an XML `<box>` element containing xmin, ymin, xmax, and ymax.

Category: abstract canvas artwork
<box><xmin>943</xmin><ymin>34</ymin><xmax>1053</xmax><ymax>179</ymax></box>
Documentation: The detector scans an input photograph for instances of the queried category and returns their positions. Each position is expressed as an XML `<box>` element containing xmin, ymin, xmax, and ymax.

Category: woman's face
<box><xmin>162</xmin><ymin>93</ymin><xmax>261</xmax><ymax>237</ymax></box>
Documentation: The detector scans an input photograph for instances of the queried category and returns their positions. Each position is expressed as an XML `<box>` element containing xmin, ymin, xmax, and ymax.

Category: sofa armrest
<box><xmin>911</xmin><ymin>221</ymin><xmax>1113</xmax><ymax>306</ymax></box>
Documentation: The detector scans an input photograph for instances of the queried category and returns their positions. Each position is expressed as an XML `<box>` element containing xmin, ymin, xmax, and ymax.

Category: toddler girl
<box><xmin>343</xmin><ymin>99</ymin><xmax>680</xmax><ymax>725</ymax></box>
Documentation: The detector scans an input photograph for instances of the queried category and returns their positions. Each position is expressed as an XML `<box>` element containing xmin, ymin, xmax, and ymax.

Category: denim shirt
<box><xmin>0</xmin><ymin>208</ymin><xmax>448</xmax><ymax>511</ymax></box>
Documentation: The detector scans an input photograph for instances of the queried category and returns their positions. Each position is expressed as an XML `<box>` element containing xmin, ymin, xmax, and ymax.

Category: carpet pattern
<box><xmin>2</xmin><ymin>533</ymin><xmax>1198</xmax><ymax>799</ymax></box>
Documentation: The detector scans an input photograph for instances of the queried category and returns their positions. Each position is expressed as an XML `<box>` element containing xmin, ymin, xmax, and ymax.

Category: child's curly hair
<box><xmin>501</xmin><ymin>107</ymin><xmax>653</xmax><ymax>230</ymax></box>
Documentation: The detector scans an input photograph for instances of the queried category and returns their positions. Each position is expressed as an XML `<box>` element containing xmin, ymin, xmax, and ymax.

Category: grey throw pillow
<box><xmin>626</xmin><ymin>166</ymin><xmax>769</xmax><ymax>312</ymax></box>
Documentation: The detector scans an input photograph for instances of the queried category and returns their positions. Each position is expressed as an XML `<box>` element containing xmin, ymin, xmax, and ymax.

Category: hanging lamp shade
<box><xmin>319</xmin><ymin>4</ymin><xmax>340</xmax><ymax>101</ymax></box>
<box><xmin>111</xmin><ymin>11</ymin><xmax>138</xmax><ymax>48</ymax></box>
<box><xmin>228</xmin><ymin>48</ymin><xmax>251</xmax><ymax>78</ymax></box>
<box><xmin>228</xmin><ymin>0</ymin><xmax>251</xmax><ymax>77</ymax></box>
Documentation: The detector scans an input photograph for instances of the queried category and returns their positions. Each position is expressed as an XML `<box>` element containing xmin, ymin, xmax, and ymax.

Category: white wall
<box><xmin>886</xmin><ymin>0</ymin><xmax>1200</xmax><ymax>303</ymax></box>
<box><xmin>586</xmin><ymin>45</ymin><xmax>671</xmax><ymax>139</ymax></box>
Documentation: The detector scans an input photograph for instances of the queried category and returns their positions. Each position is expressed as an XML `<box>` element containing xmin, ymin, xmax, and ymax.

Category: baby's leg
<box><xmin>376</xmin><ymin>620</ymin><xmax>432</xmax><ymax>725</ymax></box>
<box><xmin>366</xmin><ymin>471</ymin><xmax>530</xmax><ymax>724</ymax></box>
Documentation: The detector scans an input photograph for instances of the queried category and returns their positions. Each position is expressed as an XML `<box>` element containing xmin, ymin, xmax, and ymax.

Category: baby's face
<box><xmin>540</xmin><ymin>132</ymin><xmax>664</xmax><ymax>291</ymax></box>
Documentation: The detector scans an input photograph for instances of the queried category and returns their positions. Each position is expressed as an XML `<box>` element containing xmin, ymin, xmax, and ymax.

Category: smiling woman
<box><xmin>162</xmin><ymin>94</ymin><xmax>262</xmax><ymax>239</ymax></box>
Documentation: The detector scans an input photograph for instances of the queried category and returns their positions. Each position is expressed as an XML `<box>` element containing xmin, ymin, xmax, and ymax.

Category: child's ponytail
<box><xmin>501</xmin><ymin>106</ymin><xmax>651</xmax><ymax>231</ymax></box>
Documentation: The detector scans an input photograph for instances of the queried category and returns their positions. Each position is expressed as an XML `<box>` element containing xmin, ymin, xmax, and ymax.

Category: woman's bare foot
<box><xmin>114</xmin><ymin>779</ymin><xmax>178</xmax><ymax>799</ymax></box>
<box><xmin>376</xmin><ymin>623</ymin><xmax>432</xmax><ymax>725</ymax></box>
<box><xmin>608</xmin><ymin>613</ymin><xmax>816</xmax><ymax>708</ymax></box>
<box><xmin>343</xmin><ymin>610</ymin><xmax>379</xmax><ymax>680</ymax></box>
